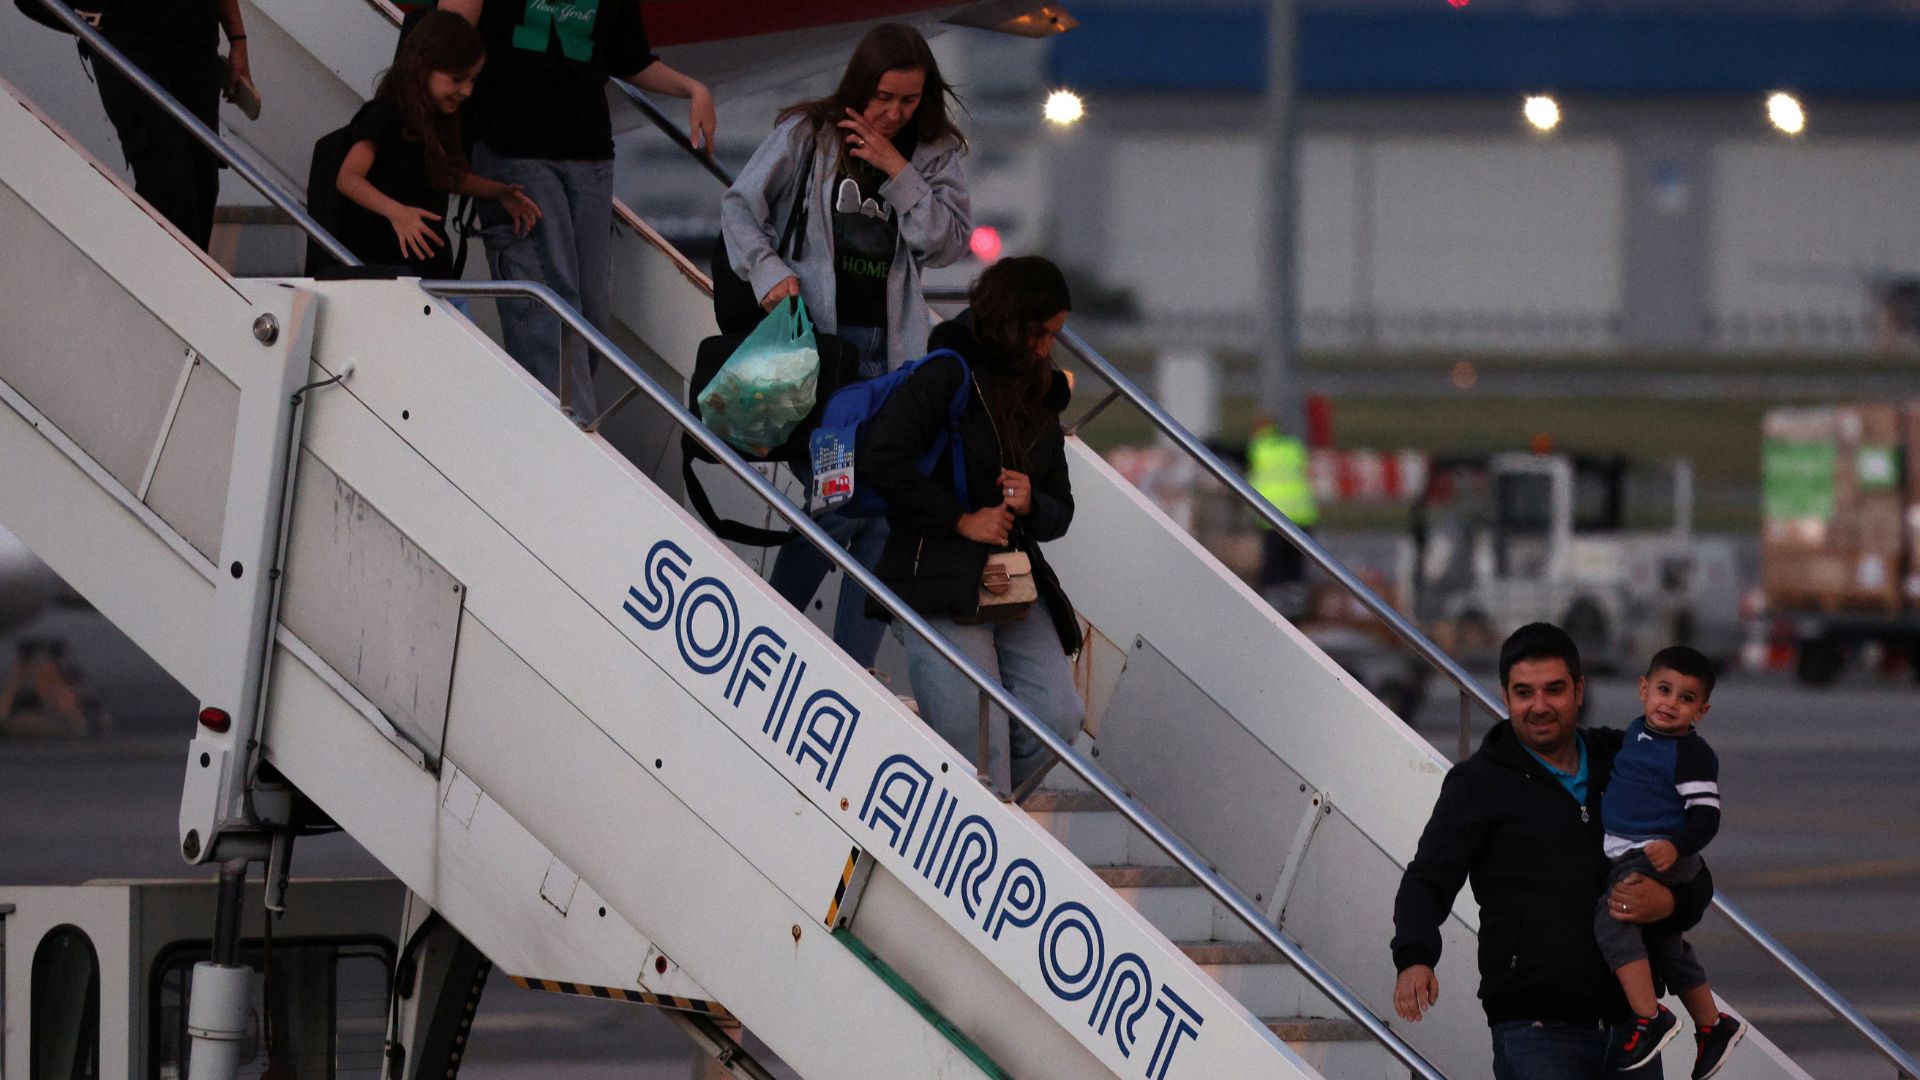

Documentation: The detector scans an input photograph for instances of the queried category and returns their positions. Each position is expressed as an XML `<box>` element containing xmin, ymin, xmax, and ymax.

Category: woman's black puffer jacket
<box><xmin>857</xmin><ymin>317</ymin><xmax>1080</xmax><ymax>653</ymax></box>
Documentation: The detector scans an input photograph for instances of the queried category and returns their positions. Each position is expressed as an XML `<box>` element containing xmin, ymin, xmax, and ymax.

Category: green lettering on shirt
<box><xmin>511</xmin><ymin>0</ymin><xmax>601</xmax><ymax>62</ymax></box>
<box><xmin>838</xmin><ymin>255</ymin><xmax>891</xmax><ymax>280</ymax></box>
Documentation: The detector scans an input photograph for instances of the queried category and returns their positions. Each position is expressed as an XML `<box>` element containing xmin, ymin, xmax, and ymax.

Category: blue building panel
<box><xmin>1049</xmin><ymin>6</ymin><xmax>1920</xmax><ymax>98</ymax></box>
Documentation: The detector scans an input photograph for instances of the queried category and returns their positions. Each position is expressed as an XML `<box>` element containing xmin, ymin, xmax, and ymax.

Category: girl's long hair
<box><xmin>777</xmin><ymin>23</ymin><xmax>967</xmax><ymax>164</ymax></box>
<box><xmin>376</xmin><ymin>10</ymin><xmax>483</xmax><ymax>192</ymax></box>
<box><xmin>969</xmin><ymin>256</ymin><xmax>1072</xmax><ymax>472</ymax></box>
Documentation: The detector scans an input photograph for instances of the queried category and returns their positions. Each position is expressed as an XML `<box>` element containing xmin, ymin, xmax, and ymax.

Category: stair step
<box><xmin>1093</xmin><ymin>864</ymin><xmax>1193</xmax><ymax>888</ymax></box>
<box><xmin>1071</xmin><ymin>823</ymin><xmax>1388</xmax><ymax>1050</ymax></box>
<box><xmin>1019</xmin><ymin>788</ymin><xmax>1111</xmax><ymax>812</ymax></box>
<box><xmin>1177</xmin><ymin>939</ymin><xmax>1286</xmax><ymax>965</ymax></box>
<box><xmin>1176</xmin><ymin>938</ymin><xmax>1353</xmax><ymax>1019</ymax></box>
<box><xmin>1023</xmin><ymin>789</ymin><xmax>1177</xmax><ymax>867</ymax></box>
<box><xmin>1271</xmin><ymin>1018</ymin><xmax>1407</xmax><ymax>1080</ymax></box>
<box><xmin>1091</xmin><ymin>863</ymin><xmax>1261</xmax><ymax>942</ymax></box>
<box><xmin>1268</xmin><ymin>1018</ymin><xmax>1373</xmax><ymax>1042</ymax></box>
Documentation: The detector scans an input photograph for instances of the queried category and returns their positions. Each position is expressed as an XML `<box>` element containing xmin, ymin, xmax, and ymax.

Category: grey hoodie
<box><xmin>720</xmin><ymin>115</ymin><xmax>971</xmax><ymax>368</ymax></box>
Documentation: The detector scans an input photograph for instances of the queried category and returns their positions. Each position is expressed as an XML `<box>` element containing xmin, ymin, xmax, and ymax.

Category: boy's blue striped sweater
<box><xmin>1600</xmin><ymin>716</ymin><xmax>1721</xmax><ymax>856</ymax></box>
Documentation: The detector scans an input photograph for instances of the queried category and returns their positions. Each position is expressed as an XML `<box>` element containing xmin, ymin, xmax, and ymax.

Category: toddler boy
<box><xmin>1599</xmin><ymin>645</ymin><xmax>1745</xmax><ymax>1078</ymax></box>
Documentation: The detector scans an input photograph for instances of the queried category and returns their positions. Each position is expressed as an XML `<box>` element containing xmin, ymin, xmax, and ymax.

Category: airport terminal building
<box><xmin>1013</xmin><ymin>1</ymin><xmax>1920</xmax><ymax>355</ymax></box>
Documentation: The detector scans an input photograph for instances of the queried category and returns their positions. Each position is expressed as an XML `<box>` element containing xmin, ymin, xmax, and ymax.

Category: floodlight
<box><xmin>1523</xmin><ymin>95</ymin><xmax>1561</xmax><ymax>132</ymax></box>
<box><xmin>1767</xmin><ymin>92</ymin><xmax>1806</xmax><ymax>135</ymax></box>
<box><xmin>1044</xmin><ymin>90</ymin><xmax>1084</xmax><ymax>126</ymax></box>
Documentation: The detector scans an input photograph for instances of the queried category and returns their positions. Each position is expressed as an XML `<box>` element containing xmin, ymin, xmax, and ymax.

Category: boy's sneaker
<box><xmin>1692</xmin><ymin>1013</ymin><xmax>1746</xmax><ymax>1080</ymax></box>
<box><xmin>1609</xmin><ymin>1005</ymin><xmax>1681</xmax><ymax>1072</ymax></box>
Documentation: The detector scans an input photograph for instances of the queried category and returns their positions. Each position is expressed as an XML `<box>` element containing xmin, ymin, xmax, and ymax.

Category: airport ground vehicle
<box><xmin>1409</xmin><ymin>452</ymin><xmax>1742</xmax><ymax>672</ymax></box>
<box><xmin>1758</xmin><ymin>403</ymin><xmax>1920</xmax><ymax>685</ymax></box>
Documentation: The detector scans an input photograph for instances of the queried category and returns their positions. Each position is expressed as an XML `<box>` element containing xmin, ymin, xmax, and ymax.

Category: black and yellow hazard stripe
<box><xmin>509</xmin><ymin>975</ymin><xmax>732</xmax><ymax>1019</ymax></box>
<box><xmin>823</xmin><ymin>846</ymin><xmax>861</xmax><ymax>927</ymax></box>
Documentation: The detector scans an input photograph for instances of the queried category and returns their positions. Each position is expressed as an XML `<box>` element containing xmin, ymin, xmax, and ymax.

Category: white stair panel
<box><xmin>1</xmin><ymin>78</ymin><xmax>1324</xmax><ymax>1079</ymax></box>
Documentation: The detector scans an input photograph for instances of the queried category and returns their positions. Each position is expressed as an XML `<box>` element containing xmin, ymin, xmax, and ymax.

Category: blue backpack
<box><xmin>809</xmin><ymin>349</ymin><xmax>971</xmax><ymax>518</ymax></box>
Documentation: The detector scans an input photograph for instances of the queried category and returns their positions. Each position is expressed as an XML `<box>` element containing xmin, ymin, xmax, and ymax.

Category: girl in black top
<box><xmin>334</xmin><ymin>11</ymin><xmax>539</xmax><ymax>275</ymax></box>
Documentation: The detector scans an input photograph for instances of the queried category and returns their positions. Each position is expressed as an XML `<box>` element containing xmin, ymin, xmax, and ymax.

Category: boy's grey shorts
<box><xmin>1593</xmin><ymin>847</ymin><xmax>1710</xmax><ymax>993</ymax></box>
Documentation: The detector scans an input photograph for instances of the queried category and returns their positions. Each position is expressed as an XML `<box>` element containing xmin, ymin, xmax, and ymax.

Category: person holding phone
<box><xmin>720</xmin><ymin>22</ymin><xmax>972</xmax><ymax>667</ymax></box>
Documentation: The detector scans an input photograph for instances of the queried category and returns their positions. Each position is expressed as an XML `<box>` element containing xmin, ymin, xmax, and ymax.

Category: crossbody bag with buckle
<box><xmin>970</xmin><ymin>549</ymin><xmax>1037</xmax><ymax>622</ymax></box>
<box><xmin>955</xmin><ymin>373</ymin><xmax>1037</xmax><ymax>624</ymax></box>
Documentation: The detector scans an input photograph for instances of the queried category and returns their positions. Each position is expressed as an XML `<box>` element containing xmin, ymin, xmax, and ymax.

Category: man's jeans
<box><xmin>769</xmin><ymin>510</ymin><xmax>890</xmax><ymax>668</ymax></box>
<box><xmin>1491</xmin><ymin>1020</ymin><xmax>1619</xmax><ymax>1080</ymax></box>
<box><xmin>472</xmin><ymin>144</ymin><xmax>612</xmax><ymax>420</ymax></box>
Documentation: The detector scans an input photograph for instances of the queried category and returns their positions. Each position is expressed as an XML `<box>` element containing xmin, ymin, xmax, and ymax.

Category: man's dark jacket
<box><xmin>1391</xmin><ymin>721</ymin><xmax>1715</xmax><ymax>1026</ymax></box>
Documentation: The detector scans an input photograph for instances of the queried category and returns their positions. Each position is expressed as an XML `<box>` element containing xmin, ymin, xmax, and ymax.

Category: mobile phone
<box><xmin>229</xmin><ymin>79</ymin><xmax>261</xmax><ymax>121</ymax></box>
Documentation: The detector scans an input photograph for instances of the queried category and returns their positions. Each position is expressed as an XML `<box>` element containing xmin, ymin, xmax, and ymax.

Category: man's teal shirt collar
<box><xmin>1521</xmin><ymin>731</ymin><xmax>1589</xmax><ymax>804</ymax></box>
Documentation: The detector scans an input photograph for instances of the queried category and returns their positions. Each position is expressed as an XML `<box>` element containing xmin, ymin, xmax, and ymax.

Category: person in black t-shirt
<box><xmin>42</xmin><ymin>0</ymin><xmax>259</xmax><ymax>250</ymax></box>
<box><xmin>830</xmin><ymin>124</ymin><xmax>911</xmax><ymax>336</ymax></box>
<box><xmin>334</xmin><ymin>11</ymin><xmax>540</xmax><ymax>277</ymax></box>
<box><xmin>440</xmin><ymin>0</ymin><xmax>713</xmax><ymax>421</ymax></box>
<box><xmin>721</xmin><ymin>23</ymin><xmax>972</xmax><ymax>669</ymax></box>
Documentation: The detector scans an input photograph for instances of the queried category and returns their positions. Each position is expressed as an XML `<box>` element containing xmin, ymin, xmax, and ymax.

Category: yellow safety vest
<box><xmin>1248</xmin><ymin>431</ymin><xmax>1318</xmax><ymax>527</ymax></box>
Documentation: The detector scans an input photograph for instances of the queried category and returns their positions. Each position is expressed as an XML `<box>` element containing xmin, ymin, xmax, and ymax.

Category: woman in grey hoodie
<box><xmin>720</xmin><ymin>22</ymin><xmax>973</xmax><ymax>666</ymax></box>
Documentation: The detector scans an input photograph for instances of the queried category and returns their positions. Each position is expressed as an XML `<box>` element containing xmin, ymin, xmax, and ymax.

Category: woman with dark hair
<box><xmin>720</xmin><ymin>22</ymin><xmax>973</xmax><ymax>667</ymax></box>
<box><xmin>859</xmin><ymin>256</ymin><xmax>1082</xmax><ymax>795</ymax></box>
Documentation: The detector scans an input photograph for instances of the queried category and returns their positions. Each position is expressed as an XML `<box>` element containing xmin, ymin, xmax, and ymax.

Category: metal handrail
<box><xmin>23</xmin><ymin>0</ymin><xmax>360</xmax><ymax>268</ymax></box>
<box><xmin>926</xmin><ymin>287</ymin><xmax>1505</xmax><ymax>717</ymax></box>
<box><xmin>613</xmin><ymin>82</ymin><xmax>732</xmax><ymax>186</ymax></box>
<box><xmin>42</xmin><ymin>0</ymin><xmax>1910</xmax><ymax>1068</ymax></box>
<box><xmin>1717</xmin><ymin>894</ymin><xmax>1920</xmax><ymax>1079</ymax></box>
<box><xmin>908</xmin><ymin>297</ymin><xmax>1920</xmax><ymax>1080</ymax></box>
<box><xmin>420</xmin><ymin>275</ymin><xmax>1447</xmax><ymax>1080</ymax></box>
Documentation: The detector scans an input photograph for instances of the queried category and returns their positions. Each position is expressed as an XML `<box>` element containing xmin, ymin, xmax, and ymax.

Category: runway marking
<box><xmin>1721</xmin><ymin>856</ymin><xmax>1920</xmax><ymax>890</ymax></box>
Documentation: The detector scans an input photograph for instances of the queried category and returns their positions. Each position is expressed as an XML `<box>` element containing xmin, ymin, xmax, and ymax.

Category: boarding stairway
<box><xmin>2</xmin><ymin>2</ymin><xmax>1914</xmax><ymax>1078</ymax></box>
<box><xmin>0</xmin><ymin>21</ymin><xmax>1370</xmax><ymax>1080</ymax></box>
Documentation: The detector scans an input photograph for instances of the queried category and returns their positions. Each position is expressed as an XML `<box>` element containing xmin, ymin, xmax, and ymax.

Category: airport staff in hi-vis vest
<box><xmin>1248</xmin><ymin>413</ymin><xmax>1318</xmax><ymax>617</ymax></box>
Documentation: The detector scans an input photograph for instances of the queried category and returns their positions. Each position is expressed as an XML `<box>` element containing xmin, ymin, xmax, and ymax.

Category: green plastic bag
<box><xmin>699</xmin><ymin>297</ymin><xmax>821</xmax><ymax>456</ymax></box>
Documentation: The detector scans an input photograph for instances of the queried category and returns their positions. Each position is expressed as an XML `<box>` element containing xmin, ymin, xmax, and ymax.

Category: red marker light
<box><xmin>198</xmin><ymin>707</ymin><xmax>231</xmax><ymax>732</ymax></box>
<box><xmin>1448</xmin><ymin>0</ymin><xmax>1469</xmax><ymax>7</ymax></box>
<box><xmin>969</xmin><ymin>226</ymin><xmax>1003</xmax><ymax>263</ymax></box>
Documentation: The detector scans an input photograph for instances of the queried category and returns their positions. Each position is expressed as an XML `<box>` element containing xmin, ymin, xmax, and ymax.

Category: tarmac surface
<box><xmin>2</xmin><ymin>604</ymin><xmax>1915</xmax><ymax>1078</ymax></box>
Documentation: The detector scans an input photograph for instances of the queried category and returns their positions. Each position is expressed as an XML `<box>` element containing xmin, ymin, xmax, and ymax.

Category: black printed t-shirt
<box><xmin>339</xmin><ymin>100</ymin><xmax>454</xmax><ymax>277</ymax></box>
<box><xmin>832</xmin><ymin>130</ymin><xmax>915</xmax><ymax>330</ymax></box>
<box><xmin>470</xmin><ymin>0</ymin><xmax>657</xmax><ymax>161</ymax></box>
<box><xmin>102</xmin><ymin>0</ymin><xmax>219</xmax><ymax>54</ymax></box>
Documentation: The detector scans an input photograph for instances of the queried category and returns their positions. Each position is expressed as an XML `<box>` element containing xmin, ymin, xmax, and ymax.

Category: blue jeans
<box><xmin>899</xmin><ymin>611</ymin><xmax>1084</xmax><ymax>796</ymax></box>
<box><xmin>1491</xmin><ymin>1020</ymin><xmax>1620</xmax><ymax>1080</ymax></box>
<box><xmin>472</xmin><ymin>144</ymin><xmax>612</xmax><ymax>420</ymax></box>
<box><xmin>769</xmin><ymin>511</ymin><xmax>891</xmax><ymax>667</ymax></box>
<box><xmin>830</xmin><ymin>325</ymin><xmax>891</xmax><ymax>382</ymax></box>
<box><xmin>767</xmin><ymin>325</ymin><xmax>892</xmax><ymax>665</ymax></box>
